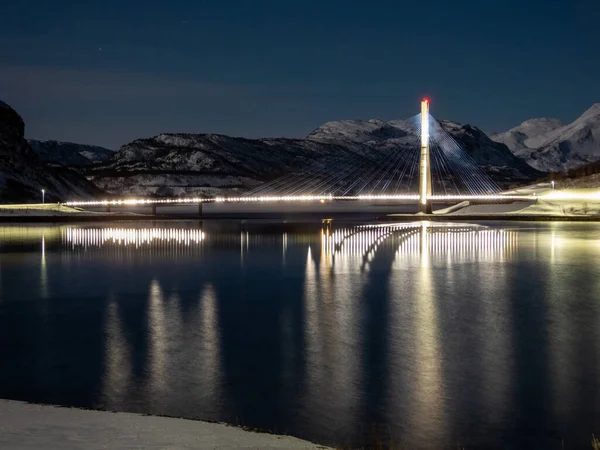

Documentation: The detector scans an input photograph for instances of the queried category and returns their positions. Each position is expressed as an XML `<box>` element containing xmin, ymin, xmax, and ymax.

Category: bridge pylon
<box><xmin>419</xmin><ymin>98</ymin><xmax>432</xmax><ymax>214</ymax></box>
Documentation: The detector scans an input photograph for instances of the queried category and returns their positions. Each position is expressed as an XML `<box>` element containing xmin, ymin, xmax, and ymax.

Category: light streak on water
<box><xmin>147</xmin><ymin>280</ymin><xmax>168</xmax><ymax>404</ymax></box>
<box><xmin>103</xmin><ymin>297</ymin><xmax>132</xmax><ymax>410</ymax></box>
<box><xmin>40</xmin><ymin>236</ymin><xmax>48</xmax><ymax>299</ymax></box>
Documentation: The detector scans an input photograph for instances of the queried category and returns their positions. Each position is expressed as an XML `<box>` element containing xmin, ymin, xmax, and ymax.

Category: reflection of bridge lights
<box><xmin>64</xmin><ymin>228</ymin><xmax>205</xmax><ymax>248</ymax></box>
<box><xmin>321</xmin><ymin>223</ymin><xmax>518</xmax><ymax>264</ymax></box>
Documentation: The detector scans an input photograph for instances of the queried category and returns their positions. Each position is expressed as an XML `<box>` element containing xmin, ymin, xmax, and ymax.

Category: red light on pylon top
<box><xmin>423</xmin><ymin>97</ymin><xmax>429</xmax><ymax>104</ymax></box>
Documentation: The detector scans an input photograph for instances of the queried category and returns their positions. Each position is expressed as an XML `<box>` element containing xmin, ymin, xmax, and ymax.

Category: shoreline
<box><xmin>1</xmin><ymin>212</ymin><xmax>600</xmax><ymax>223</ymax></box>
<box><xmin>378</xmin><ymin>213</ymin><xmax>600</xmax><ymax>222</ymax></box>
<box><xmin>2</xmin><ymin>200</ymin><xmax>600</xmax><ymax>223</ymax></box>
<box><xmin>0</xmin><ymin>399</ymin><xmax>328</xmax><ymax>449</ymax></box>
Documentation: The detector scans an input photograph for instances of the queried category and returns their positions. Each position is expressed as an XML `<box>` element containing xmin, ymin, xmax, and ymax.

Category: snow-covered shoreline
<box><xmin>0</xmin><ymin>399</ymin><xmax>328</xmax><ymax>449</ymax></box>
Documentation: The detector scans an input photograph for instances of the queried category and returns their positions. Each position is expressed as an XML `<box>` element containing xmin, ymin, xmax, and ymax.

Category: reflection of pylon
<box><xmin>419</xmin><ymin>222</ymin><xmax>428</xmax><ymax>255</ymax></box>
<box><xmin>419</xmin><ymin>99</ymin><xmax>432</xmax><ymax>214</ymax></box>
<box><xmin>322</xmin><ymin>218</ymin><xmax>332</xmax><ymax>235</ymax></box>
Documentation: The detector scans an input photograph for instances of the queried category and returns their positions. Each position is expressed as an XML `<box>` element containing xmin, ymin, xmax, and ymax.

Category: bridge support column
<box><xmin>198</xmin><ymin>202</ymin><xmax>203</xmax><ymax>217</ymax></box>
<box><xmin>105</xmin><ymin>205</ymin><xmax>111</xmax><ymax>213</ymax></box>
<box><xmin>152</xmin><ymin>205</ymin><xmax>157</xmax><ymax>215</ymax></box>
<box><xmin>419</xmin><ymin>99</ymin><xmax>433</xmax><ymax>214</ymax></box>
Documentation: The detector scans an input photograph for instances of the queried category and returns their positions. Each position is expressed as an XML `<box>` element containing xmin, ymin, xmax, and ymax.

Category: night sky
<box><xmin>1</xmin><ymin>0</ymin><xmax>598</xmax><ymax>149</ymax></box>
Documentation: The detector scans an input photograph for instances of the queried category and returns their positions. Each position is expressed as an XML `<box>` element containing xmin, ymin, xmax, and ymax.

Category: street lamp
<box><xmin>41</xmin><ymin>189</ymin><xmax>45</xmax><ymax>204</ymax></box>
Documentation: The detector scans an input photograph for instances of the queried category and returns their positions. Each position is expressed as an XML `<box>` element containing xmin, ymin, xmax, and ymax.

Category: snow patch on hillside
<box><xmin>307</xmin><ymin>119</ymin><xmax>411</xmax><ymax>145</ymax></box>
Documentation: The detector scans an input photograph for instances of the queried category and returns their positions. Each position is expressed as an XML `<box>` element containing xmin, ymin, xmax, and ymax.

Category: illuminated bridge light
<box><xmin>63</xmin><ymin>193</ymin><xmax>546</xmax><ymax>208</ymax></box>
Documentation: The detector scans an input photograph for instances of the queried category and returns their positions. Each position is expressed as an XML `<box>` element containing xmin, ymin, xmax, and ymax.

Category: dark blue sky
<box><xmin>1</xmin><ymin>0</ymin><xmax>598</xmax><ymax>148</ymax></box>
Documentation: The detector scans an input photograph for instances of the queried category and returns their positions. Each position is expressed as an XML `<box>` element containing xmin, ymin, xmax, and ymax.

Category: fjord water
<box><xmin>1</xmin><ymin>221</ymin><xmax>600</xmax><ymax>449</ymax></box>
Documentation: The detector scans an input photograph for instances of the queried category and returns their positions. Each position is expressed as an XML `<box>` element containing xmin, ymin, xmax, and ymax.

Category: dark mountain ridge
<box><xmin>29</xmin><ymin>140</ymin><xmax>114</xmax><ymax>166</ymax></box>
<box><xmin>0</xmin><ymin>101</ymin><xmax>102</xmax><ymax>203</ymax></box>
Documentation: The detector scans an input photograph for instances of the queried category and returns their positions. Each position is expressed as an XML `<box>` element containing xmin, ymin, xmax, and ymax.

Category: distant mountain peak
<box><xmin>581</xmin><ymin>103</ymin><xmax>600</xmax><ymax>117</ymax></box>
<box><xmin>307</xmin><ymin>118</ymin><xmax>412</xmax><ymax>145</ymax></box>
<box><xmin>491</xmin><ymin>104</ymin><xmax>600</xmax><ymax>172</ymax></box>
<box><xmin>518</xmin><ymin>117</ymin><xmax>565</xmax><ymax>129</ymax></box>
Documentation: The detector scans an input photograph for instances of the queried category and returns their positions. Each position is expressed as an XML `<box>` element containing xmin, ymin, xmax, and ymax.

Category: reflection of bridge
<box><xmin>63</xmin><ymin>99</ymin><xmax>538</xmax><ymax>215</ymax></box>
<box><xmin>61</xmin><ymin>222</ymin><xmax>518</xmax><ymax>267</ymax></box>
<box><xmin>320</xmin><ymin>222</ymin><xmax>518</xmax><ymax>268</ymax></box>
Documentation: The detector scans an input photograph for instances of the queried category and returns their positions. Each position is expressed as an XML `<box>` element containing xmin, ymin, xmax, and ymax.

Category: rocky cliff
<box><xmin>0</xmin><ymin>101</ymin><xmax>101</xmax><ymax>203</ymax></box>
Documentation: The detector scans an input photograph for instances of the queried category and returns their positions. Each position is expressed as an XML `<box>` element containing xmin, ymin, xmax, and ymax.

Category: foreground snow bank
<box><xmin>0</xmin><ymin>204</ymin><xmax>144</xmax><ymax>217</ymax></box>
<box><xmin>434</xmin><ymin>199</ymin><xmax>600</xmax><ymax>216</ymax></box>
<box><xmin>0</xmin><ymin>204</ymin><xmax>96</xmax><ymax>216</ymax></box>
<box><xmin>0</xmin><ymin>400</ymin><xmax>327</xmax><ymax>450</ymax></box>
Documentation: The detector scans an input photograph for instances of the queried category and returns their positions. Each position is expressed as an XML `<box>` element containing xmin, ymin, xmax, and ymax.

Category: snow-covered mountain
<box><xmin>86</xmin><ymin>133</ymin><xmax>360</xmax><ymax>197</ymax></box>
<box><xmin>87</xmin><ymin>118</ymin><xmax>539</xmax><ymax>197</ymax></box>
<box><xmin>491</xmin><ymin>104</ymin><xmax>600</xmax><ymax>172</ymax></box>
<box><xmin>307</xmin><ymin>119</ymin><xmax>412</xmax><ymax>148</ymax></box>
<box><xmin>1</xmin><ymin>97</ymin><xmax>544</xmax><ymax>201</ymax></box>
<box><xmin>309</xmin><ymin>118</ymin><xmax>537</xmax><ymax>176</ymax></box>
<box><xmin>0</xmin><ymin>101</ymin><xmax>101</xmax><ymax>203</ymax></box>
<box><xmin>29</xmin><ymin>140</ymin><xmax>114</xmax><ymax>166</ymax></box>
<box><xmin>490</xmin><ymin>118</ymin><xmax>565</xmax><ymax>154</ymax></box>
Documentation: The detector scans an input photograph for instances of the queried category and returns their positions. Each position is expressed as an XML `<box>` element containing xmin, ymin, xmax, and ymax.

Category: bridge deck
<box><xmin>63</xmin><ymin>194</ymin><xmax>536</xmax><ymax>208</ymax></box>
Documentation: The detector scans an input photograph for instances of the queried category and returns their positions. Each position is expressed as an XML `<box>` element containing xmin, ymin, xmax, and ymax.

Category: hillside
<box><xmin>0</xmin><ymin>101</ymin><xmax>102</xmax><ymax>203</ymax></box>
<box><xmin>546</xmin><ymin>158</ymin><xmax>600</xmax><ymax>189</ymax></box>
<box><xmin>87</xmin><ymin>118</ymin><xmax>539</xmax><ymax>197</ymax></box>
<box><xmin>85</xmin><ymin>133</ymin><xmax>363</xmax><ymax>197</ymax></box>
<box><xmin>491</xmin><ymin>104</ymin><xmax>600</xmax><ymax>172</ymax></box>
<box><xmin>29</xmin><ymin>140</ymin><xmax>114</xmax><ymax>166</ymax></box>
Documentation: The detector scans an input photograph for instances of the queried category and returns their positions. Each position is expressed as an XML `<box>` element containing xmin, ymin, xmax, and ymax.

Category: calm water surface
<box><xmin>1</xmin><ymin>221</ymin><xmax>600</xmax><ymax>449</ymax></box>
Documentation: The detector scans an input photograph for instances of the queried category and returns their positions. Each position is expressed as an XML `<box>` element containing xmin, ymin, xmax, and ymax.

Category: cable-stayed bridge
<box><xmin>64</xmin><ymin>99</ymin><xmax>535</xmax><ymax>213</ymax></box>
<box><xmin>245</xmin><ymin>99</ymin><xmax>500</xmax><ymax>213</ymax></box>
